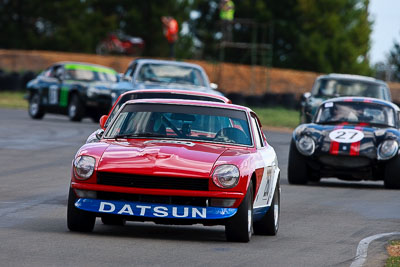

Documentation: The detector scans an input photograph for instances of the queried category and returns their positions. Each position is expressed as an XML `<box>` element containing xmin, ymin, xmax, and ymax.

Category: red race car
<box><xmin>68</xmin><ymin>99</ymin><xmax>280</xmax><ymax>242</ymax></box>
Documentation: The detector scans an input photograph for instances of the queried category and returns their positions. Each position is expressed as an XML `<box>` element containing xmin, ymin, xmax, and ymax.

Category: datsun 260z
<box><xmin>68</xmin><ymin>99</ymin><xmax>280</xmax><ymax>242</ymax></box>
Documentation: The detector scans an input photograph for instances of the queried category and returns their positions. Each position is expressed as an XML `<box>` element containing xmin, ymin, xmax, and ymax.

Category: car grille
<box><xmin>318</xmin><ymin>155</ymin><xmax>371</xmax><ymax>168</ymax></box>
<box><xmin>97</xmin><ymin>172</ymin><xmax>209</xmax><ymax>191</ymax></box>
<box><xmin>96</xmin><ymin>191</ymin><xmax>208</xmax><ymax>207</ymax></box>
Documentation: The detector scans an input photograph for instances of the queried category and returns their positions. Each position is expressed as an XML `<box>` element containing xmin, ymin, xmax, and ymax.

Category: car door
<box><xmin>40</xmin><ymin>64</ymin><xmax>63</xmax><ymax>110</ymax></box>
<box><xmin>250</xmin><ymin>113</ymin><xmax>279</xmax><ymax>209</ymax></box>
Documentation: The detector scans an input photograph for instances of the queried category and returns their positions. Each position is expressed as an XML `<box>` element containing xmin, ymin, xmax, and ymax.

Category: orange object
<box><xmin>166</xmin><ymin>18</ymin><xmax>179</xmax><ymax>43</ymax></box>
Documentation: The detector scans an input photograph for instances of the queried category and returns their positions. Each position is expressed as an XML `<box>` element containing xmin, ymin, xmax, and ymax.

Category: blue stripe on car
<box><xmin>75</xmin><ymin>198</ymin><xmax>237</xmax><ymax>219</ymax></box>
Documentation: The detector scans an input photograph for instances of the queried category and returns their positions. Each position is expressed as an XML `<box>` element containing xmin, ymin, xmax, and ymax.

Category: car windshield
<box><xmin>312</xmin><ymin>78</ymin><xmax>385</xmax><ymax>99</ymax></box>
<box><xmin>105</xmin><ymin>92</ymin><xmax>225</xmax><ymax>128</ymax></box>
<box><xmin>315</xmin><ymin>101</ymin><xmax>396</xmax><ymax>127</ymax></box>
<box><xmin>136</xmin><ymin>64</ymin><xmax>206</xmax><ymax>87</ymax></box>
<box><xmin>104</xmin><ymin>103</ymin><xmax>252</xmax><ymax>146</ymax></box>
<box><xmin>64</xmin><ymin>64</ymin><xmax>117</xmax><ymax>82</ymax></box>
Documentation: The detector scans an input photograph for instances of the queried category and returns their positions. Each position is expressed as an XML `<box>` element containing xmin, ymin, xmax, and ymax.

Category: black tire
<box><xmin>225</xmin><ymin>182</ymin><xmax>253</xmax><ymax>242</ymax></box>
<box><xmin>288</xmin><ymin>140</ymin><xmax>309</xmax><ymax>185</ymax></box>
<box><xmin>68</xmin><ymin>94</ymin><xmax>84</xmax><ymax>122</ymax></box>
<box><xmin>254</xmin><ymin>180</ymin><xmax>280</xmax><ymax>235</ymax></box>
<box><xmin>67</xmin><ymin>188</ymin><xmax>95</xmax><ymax>232</ymax></box>
<box><xmin>28</xmin><ymin>93</ymin><xmax>45</xmax><ymax>119</ymax></box>
<box><xmin>384</xmin><ymin>156</ymin><xmax>400</xmax><ymax>189</ymax></box>
<box><xmin>101</xmin><ymin>216</ymin><xmax>126</xmax><ymax>226</ymax></box>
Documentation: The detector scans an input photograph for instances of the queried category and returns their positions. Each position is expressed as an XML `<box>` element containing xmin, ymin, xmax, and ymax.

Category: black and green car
<box><xmin>27</xmin><ymin>62</ymin><xmax>118</xmax><ymax>122</ymax></box>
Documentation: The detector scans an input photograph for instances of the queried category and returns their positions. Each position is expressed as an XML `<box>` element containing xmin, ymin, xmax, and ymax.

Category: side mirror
<box><xmin>99</xmin><ymin>115</ymin><xmax>109</xmax><ymax>129</ymax></box>
<box><xmin>210</xmin><ymin>83</ymin><xmax>218</xmax><ymax>90</ymax></box>
<box><xmin>301</xmin><ymin>92</ymin><xmax>311</xmax><ymax>101</ymax></box>
<box><xmin>95</xmin><ymin>129</ymin><xmax>104</xmax><ymax>140</ymax></box>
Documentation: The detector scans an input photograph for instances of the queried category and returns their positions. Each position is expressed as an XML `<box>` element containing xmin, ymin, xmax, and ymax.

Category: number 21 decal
<box><xmin>329</xmin><ymin>129</ymin><xmax>364</xmax><ymax>143</ymax></box>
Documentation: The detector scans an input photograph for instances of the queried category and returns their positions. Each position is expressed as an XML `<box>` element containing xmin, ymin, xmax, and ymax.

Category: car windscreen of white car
<box><xmin>313</xmin><ymin>79</ymin><xmax>384</xmax><ymax>99</ymax></box>
<box><xmin>136</xmin><ymin>64</ymin><xmax>206</xmax><ymax>87</ymax></box>
<box><xmin>104</xmin><ymin>103</ymin><xmax>252</xmax><ymax>146</ymax></box>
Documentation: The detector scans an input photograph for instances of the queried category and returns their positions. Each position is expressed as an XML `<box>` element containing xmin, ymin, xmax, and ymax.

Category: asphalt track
<box><xmin>0</xmin><ymin>108</ymin><xmax>399</xmax><ymax>267</ymax></box>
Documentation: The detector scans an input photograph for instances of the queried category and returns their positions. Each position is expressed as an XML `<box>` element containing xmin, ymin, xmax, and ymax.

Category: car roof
<box><xmin>322</xmin><ymin>96</ymin><xmax>400</xmax><ymax>111</ymax></box>
<box><xmin>54</xmin><ymin>61</ymin><xmax>116</xmax><ymax>70</ymax></box>
<box><xmin>123</xmin><ymin>98</ymin><xmax>251</xmax><ymax>112</ymax></box>
<box><xmin>119</xmin><ymin>89</ymin><xmax>231</xmax><ymax>103</ymax></box>
<box><xmin>129</xmin><ymin>58</ymin><xmax>204</xmax><ymax>70</ymax></box>
<box><xmin>317</xmin><ymin>73</ymin><xmax>387</xmax><ymax>85</ymax></box>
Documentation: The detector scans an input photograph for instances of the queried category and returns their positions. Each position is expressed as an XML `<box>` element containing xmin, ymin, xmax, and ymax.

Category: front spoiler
<box><xmin>75</xmin><ymin>198</ymin><xmax>237</xmax><ymax>220</ymax></box>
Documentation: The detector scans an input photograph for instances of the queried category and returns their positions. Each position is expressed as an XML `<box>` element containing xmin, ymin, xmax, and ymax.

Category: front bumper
<box><xmin>306</xmin><ymin>154</ymin><xmax>383</xmax><ymax>180</ymax></box>
<box><xmin>71</xmin><ymin>182</ymin><xmax>245</xmax><ymax>199</ymax></box>
<box><xmin>75</xmin><ymin>198</ymin><xmax>237</xmax><ymax>220</ymax></box>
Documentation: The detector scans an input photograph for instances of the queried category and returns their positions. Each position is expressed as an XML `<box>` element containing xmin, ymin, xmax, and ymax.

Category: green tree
<box><xmin>0</xmin><ymin>0</ymin><xmax>192</xmax><ymax>57</ymax></box>
<box><xmin>190</xmin><ymin>0</ymin><xmax>372</xmax><ymax>75</ymax></box>
<box><xmin>388</xmin><ymin>39</ymin><xmax>400</xmax><ymax>81</ymax></box>
<box><xmin>294</xmin><ymin>0</ymin><xmax>372</xmax><ymax>75</ymax></box>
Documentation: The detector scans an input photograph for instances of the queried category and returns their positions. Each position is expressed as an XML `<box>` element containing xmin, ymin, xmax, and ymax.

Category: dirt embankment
<box><xmin>1</xmin><ymin>49</ymin><xmax>400</xmax><ymax>101</ymax></box>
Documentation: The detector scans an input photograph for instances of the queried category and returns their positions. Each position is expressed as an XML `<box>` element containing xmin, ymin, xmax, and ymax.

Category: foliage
<box><xmin>0</xmin><ymin>0</ymin><xmax>373</xmax><ymax>74</ymax></box>
<box><xmin>386</xmin><ymin>256</ymin><xmax>400</xmax><ymax>267</ymax></box>
<box><xmin>388</xmin><ymin>40</ymin><xmax>400</xmax><ymax>82</ymax></box>
<box><xmin>0</xmin><ymin>0</ymin><xmax>191</xmax><ymax>57</ymax></box>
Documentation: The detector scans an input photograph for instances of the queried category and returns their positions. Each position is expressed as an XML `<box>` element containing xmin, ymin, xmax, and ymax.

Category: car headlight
<box><xmin>296</xmin><ymin>135</ymin><xmax>315</xmax><ymax>156</ymax></box>
<box><xmin>378</xmin><ymin>139</ymin><xmax>399</xmax><ymax>160</ymax></box>
<box><xmin>87</xmin><ymin>87</ymin><xmax>97</xmax><ymax>97</ymax></box>
<box><xmin>74</xmin><ymin>156</ymin><xmax>96</xmax><ymax>180</ymax></box>
<box><xmin>212</xmin><ymin>165</ymin><xmax>240</xmax><ymax>188</ymax></box>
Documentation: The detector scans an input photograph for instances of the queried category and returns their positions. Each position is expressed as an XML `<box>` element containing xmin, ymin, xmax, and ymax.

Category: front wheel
<box><xmin>28</xmin><ymin>93</ymin><xmax>45</xmax><ymax>119</ymax></box>
<box><xmin>225</xmin><ymin>182</ymin><xmax>253</xmax><ymax>242</ymax></box>
<box><xmin>254</xmin><ymin>180</ymin><xmax>280</xmax><ymax>235</ymax></box>
<box><xmin>67</xmin><ymin>188</ymin><xmax>95</xmax><ymax>232</ymax></box>
<box><xmin>68</xmin><ymin>94</ymin><xmax>84</xmax><ymax>122</ymax></box>
<box><xmin>384</xmin><ymin>156</ymin><xmax>400</xmax><ymax>189</ymax></box>
<box><xmin>288</xmin><ymin>140</ymin><xmax>309</xmax><ymax>185</ymax></box>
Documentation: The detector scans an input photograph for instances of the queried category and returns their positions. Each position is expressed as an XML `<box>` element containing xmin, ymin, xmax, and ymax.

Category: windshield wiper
<box><xmin>113</xmin><ymin>132</ymin><xmax>166</xmax><ymax>139</ymax></box>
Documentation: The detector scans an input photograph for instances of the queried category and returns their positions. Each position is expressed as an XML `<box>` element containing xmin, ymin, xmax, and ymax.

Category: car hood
<box><xmin>97</xmin><ymin>139</ymin><xmax>229</xmax><ymax>177</ymax></box>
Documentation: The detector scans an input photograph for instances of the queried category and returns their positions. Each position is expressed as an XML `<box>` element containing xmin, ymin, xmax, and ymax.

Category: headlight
<box><xmin>74</xmin><ymin>156</ymin><xmax>96</xmax><ymax>180</ymax></box>
<box><xmin>296</xmin><ymin>135</ymin><xmax>315</xmax><ymax>156</ymax></box>
<box><xmin>87</xmin><ymin>87</ymin><xmax>97</xmax><ymax>97</ymax></box>
<box><xmin>378</xmin><ymin>139</ymin><xmax>399</xmax><ymax>160</ymax></box>
<box><xmin>212</xmin><ymin>165</ymin><xmax>240</xmax><ymax>188</ymax></box>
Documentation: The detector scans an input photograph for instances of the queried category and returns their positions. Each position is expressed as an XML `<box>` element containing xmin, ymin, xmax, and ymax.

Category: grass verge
<box><xmin>0</xmin><ymin>91</ymin><xmax>27</xmax><ymax>109</ymax></box>
<box><xmin>386</xmin><ymin>240</ymin><xmax>400</xmax><ymax>267</ymax></box>
<box><xmin>251</xmin><ymin>106</ymin><xmax>299</xmax><ymax>129</ymax></box>
<box><xmin>0</xmin><ymin>92</ymin><xmax>300</xmax><ymax>129</ymax></box>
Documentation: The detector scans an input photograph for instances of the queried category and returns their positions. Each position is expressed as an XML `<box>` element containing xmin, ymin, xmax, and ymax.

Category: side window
<box><xmin>250</xmin><ymin>115</ymin><xmax>264</xmax><ymax>148</ymax></box>
<box><xmin>48</xmin><ymin>65</ymin><xmax>62</xmax><ymax>79</ymax></box>
<box><xmin>125</xmin><ymin>63</ymin><xmax>137</xmax><ymax>77</ymax></box>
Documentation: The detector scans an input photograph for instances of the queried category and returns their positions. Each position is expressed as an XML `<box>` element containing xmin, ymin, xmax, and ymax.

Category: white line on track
<box><xmin>350</xmin><ymin>232</ymin><xmax>400</xmax><ymax>267</ymax></box>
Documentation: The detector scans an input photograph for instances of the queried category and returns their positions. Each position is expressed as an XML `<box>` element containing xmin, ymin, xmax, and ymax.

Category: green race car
<box><xmin>27</xmin><ymin>62</ymin><xmax>118</xmax><ymax>122</ymax></box>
